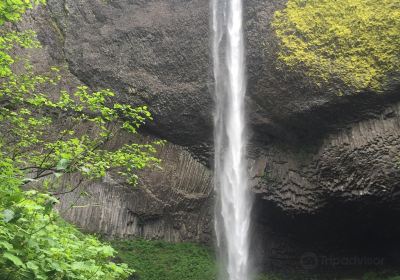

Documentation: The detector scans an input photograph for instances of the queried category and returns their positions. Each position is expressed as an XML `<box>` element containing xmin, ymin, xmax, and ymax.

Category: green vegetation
<box><xmin>0</xmin><ymin>159</ymin><xmax>132</xmax><ymax>279</ymax></box>
<box><xmin>0</xmin><ymin>0</ymin><xmax>45</xmax><ymax>76</ymax></box>
<box><xmin>2</xmin><ymin>1</ymin><xmax>400</xmax><ymax>280</ymax></box>
<box><xmin>111</xmin><ymin>239</ymin><xmax>217</xmax><ymax>280</ymax></box>
<box><xmin>0</xmin><ymin>0</ymin><xmax>45</xmax><ymax>25</ymax></box>
<box><xmin>272</xmin><ymin>0</ymin><xmax>400</xmax><ymax>93</ymax></box>
<box><xmin>110</xmin><ymin>241</ymin><xmax>400</xmax><ymax>280</ymax></box>
<box><xmin>0</xmin><ymin>1</ymin><xmax>159</xmax><ymax>279</ymax></box>
<box><xmin>363</xmin><ymin>272</ymin><xmax>400</xmax><ymax>280</ymax></box>
<box><xmin>257</xmin><ymin>272</ymin><xmax>400</xmax><ymax>280</ymax></box>
<box><xmin>0</xmin><ymin>1</ymin><xmax>160</xmax><ymax>187</ymax></box>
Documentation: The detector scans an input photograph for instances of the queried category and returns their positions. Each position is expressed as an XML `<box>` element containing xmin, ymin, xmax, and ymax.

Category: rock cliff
<box><xmin>25</xmin><ymin>0</ymin><xmax>400</xmax><ymax>273</ymax></box>
<box><xmin>58</xmin><ymin>140</ymin><xmax>213</xmax><ymax>243</ymax></box>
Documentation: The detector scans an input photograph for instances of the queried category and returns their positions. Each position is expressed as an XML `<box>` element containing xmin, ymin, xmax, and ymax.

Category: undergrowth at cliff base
<box><xmin>111</xmin><ymin>239</ymin><xmax>217</xmax><ymax>280</ymax></box>
<box><xmin>109</xmin><ymin>239</ymin><xmax>400</xmax><ymax>280</ymax></box>
<box><xmin>256</xmin><ymin>271</ymin><xmax>400</xmax><ymax>280</ymax></box>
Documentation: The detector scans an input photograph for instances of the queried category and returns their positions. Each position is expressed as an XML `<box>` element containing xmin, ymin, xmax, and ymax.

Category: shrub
<box><xmin>0</xmin><ymin>158</ymin><xmax>133</xmax><ymax>279</ymax></box>
<box><xmin>0</xmin><ymin>0</ymin><xmax>161</xmax><ymax>187</ymax></box>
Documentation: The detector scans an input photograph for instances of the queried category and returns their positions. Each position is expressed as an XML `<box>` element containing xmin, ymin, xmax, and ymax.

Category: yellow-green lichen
<box><xmin>272</xmin><ymin>0</ymin><xmax>400</xmax><ymax>93</ymax></box>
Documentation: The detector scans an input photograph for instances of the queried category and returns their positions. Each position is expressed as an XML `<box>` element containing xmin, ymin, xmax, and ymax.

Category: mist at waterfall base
<box><xmin>212</xmin><ymin>0</ymin><xmax>253</xmax><ymax>279</ymax></box>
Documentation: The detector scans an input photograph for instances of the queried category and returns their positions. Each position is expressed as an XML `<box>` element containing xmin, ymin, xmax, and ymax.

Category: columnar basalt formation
<box><xmin>58</xmin><ymin>140</ymin><xmax>213</xmax><ymax>242</ymax></box>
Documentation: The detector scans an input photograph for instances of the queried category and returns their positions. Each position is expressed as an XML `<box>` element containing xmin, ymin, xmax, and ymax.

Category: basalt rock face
<box><xmin>58</xmin><ymin>140</ymin><xmax>213</xmax><ymax>242</ymax></box>
<box><xmin>27</xmin><ymin>0</ymin><xmax>400</xmax><ymax>273</ymax></box>
<box><xmin>45</xmin><ymin>0</ymin><xmax>213</xmax><ymax>157</ymax></box>
<box><xmin>253</xmin><ymin>99</ymin><xmax>400</xmax><ymax>213</ymax></box>
<box><xmin>251</xmin><ymin>99</ymin><xmax>400</xmax><ymax>273</ymax></box>
<box><xmin>42</xmin><ymin>0</ymin><xmax>400</xmax><ymax>151</ymax></box>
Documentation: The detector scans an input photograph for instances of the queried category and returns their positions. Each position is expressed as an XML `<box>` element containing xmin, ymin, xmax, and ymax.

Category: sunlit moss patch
<box><xmin>272</xmin><ymin>0</ymin><xmax>400</xmax><ymax>93</ymax></box>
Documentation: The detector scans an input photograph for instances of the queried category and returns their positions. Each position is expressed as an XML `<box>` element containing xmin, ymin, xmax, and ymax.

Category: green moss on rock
<box><xmin>272</xmin><ymin>0</ymin><xmax>400</xmax><ymax>93</ymax></box>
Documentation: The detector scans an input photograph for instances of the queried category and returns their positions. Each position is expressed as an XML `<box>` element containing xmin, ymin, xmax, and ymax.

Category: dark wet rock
<box><xmin>58</xmin><ymin>138</ymin><xmax>213</xmax><ymax>242</ymax></box>
<box><xmin>46</xmin><ymin>0</ymin><xmax>214</xmax><ymax>155</ymax></box>
<box><xmin>251</xmin><ymin>101</ymin><xmax>400</xmax><ymax>272</ymax></box>
<box><xmin>52</xmin><ymin>133</ymin><xmax>214</xmax><ymax>243</ymax></box>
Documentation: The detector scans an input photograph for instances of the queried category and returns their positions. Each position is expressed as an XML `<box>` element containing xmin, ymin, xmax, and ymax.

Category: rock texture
<box><xmin>46</xmin><ymin>0</ymin><xmax>214</xmax><ymax>156</ymax></box>
<box><xmin>41</xmin><ymin>0</ymin><xmax>400</xmax><ymax>151</ymax></box>
<box><xmin>24</xmin><ymin>0</ymin><xmax>400</xmax><ymax>273</ymax></box>
<box><xmin>254</xmin><ymin>100</ymin><xmax>400</xmax><ymax>212</ymax></box>
<box><xmin>251</xmin><ymin>100</ymin><xmax>400</xmax><ymax>273</ymax></box>
<box><xmin>58</xmin><ymin>140</ymin><xmax>213</xmax><ymax>242</ymax></box>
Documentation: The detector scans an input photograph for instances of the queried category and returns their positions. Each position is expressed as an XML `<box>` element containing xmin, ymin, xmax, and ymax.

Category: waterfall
<box><xmin>212</xmin><ymin>0</ymin><xmax>252</xmax><ymax>279</ymax></box>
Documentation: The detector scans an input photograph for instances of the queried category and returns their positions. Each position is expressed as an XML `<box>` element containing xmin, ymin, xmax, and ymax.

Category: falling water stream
<box><xmin>212</xmin><ymin>0</ymin><xmax>252</xmax><ymax>279</ymax></box>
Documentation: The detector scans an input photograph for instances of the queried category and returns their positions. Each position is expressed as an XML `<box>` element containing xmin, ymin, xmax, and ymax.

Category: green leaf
<box><xmin>0</xmin><ymin>241</ymin><xmax>13</xmax><ymax>250</ymax></box>
<box><xmin>26</xmin><ymin>261</ymin><xmax>39</xmax><ymax>271</ymax></box>
<box><xmin>71</xmin><ymin>261</ymin><xmax>86</xmax><ymax>270</ymax></box>
<box><xmin>22</xmin><ymin>178</ymin><xmax>38</xmax><ymax>183</ymax></box>
<box><xmin>56</xmin><ymin>158</ymin><xmax>70</xmax><ymax>171</ymax></box>
<box><xmin>43</xmin><ymin>200</ymin><xmax>55</xmax><ymax>215</ymax></box>
<box><xmin>3</xmin><ymin>252</ymin><xmax>25</xmax><ymax>268</ymax></box>
<box><xmin>2</xmin><ymin>209</ymin><xmax>14</xmax><ymax>222</ymax></box>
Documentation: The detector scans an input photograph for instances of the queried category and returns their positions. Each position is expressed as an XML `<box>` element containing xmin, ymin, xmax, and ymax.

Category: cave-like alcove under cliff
<box><xmin>253</xmin><ymin>196</ymin><xmax>400</xmax><ymax>277</ymax></box>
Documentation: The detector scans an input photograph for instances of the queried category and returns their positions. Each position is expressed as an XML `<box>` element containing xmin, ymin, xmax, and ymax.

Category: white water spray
<box><xmin>212</xmin><ymin>0</ymin><xmax>252</xmax><ymax>279</ymax></box>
